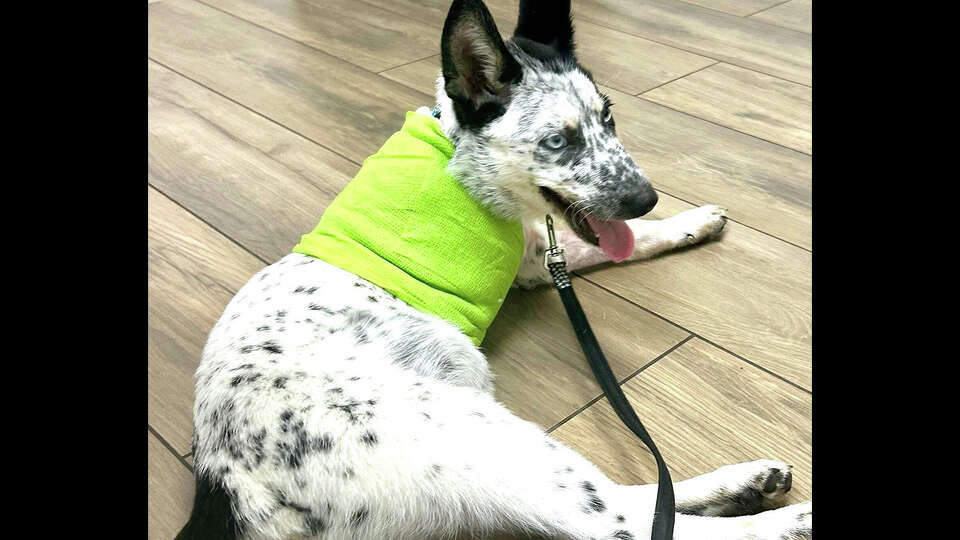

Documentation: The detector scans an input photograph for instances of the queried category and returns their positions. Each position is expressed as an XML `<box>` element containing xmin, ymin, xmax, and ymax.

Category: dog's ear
<box><xmin>513</xmin><ymin>0</ymin><xmax>575</xmax><ymax>58</ymax></box>
<box><xmin>441</xmin><ymin>0</ymin><xmax>522</xmax><ymax>128</ymax></box>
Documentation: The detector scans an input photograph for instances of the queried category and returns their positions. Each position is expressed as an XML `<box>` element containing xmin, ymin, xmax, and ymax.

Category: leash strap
<box><xmin>543</xmin><ymin>215</ymin><xmax>675</xmax><ymax>540</ymax></box>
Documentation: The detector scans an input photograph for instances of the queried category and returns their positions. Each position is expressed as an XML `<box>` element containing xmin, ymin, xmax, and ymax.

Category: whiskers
<box><xmin>563</xmin><ymin>198</ymin><xmax>600</xmax><ymax>231</ymax></box>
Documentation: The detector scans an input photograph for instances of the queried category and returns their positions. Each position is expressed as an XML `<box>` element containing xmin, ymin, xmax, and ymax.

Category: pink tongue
<box><xmin>585</xmin><ymin>215</ymin><xmax>634</xmax><ymax>263</ymax></box>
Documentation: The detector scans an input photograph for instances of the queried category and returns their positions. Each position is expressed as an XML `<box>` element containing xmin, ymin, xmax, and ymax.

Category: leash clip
<box><xmin>543</xmin><ymin>215</ymin><xmax>566</xmax><ymax>270</ymax></box>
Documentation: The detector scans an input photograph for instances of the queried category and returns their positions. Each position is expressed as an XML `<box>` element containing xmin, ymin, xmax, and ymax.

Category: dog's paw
<box><xmin>670</xmin><ymin>204</ymin><xmax>728</xmax><ymax>246</ymax></box>
<box><xmin>744</xmin><ymin>459</ymin><xmax>793</xmax><ymax>508</ymax></box>
<box><xmin>747</xmin><ymin>502</ymin><xmax>811</xmax><ymax>540</ymax></box>
<box><xmin>667</xmin><ymin>204</ymin><xmax>727</xmax><ymax>247</ymax></box>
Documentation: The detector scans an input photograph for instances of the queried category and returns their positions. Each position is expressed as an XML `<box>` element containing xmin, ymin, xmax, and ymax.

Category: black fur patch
<box><xmin>351</xmin><ymin>508</ymin><xmax>369</xmax><ymax>528</ymax></box>
<box><xmin>585</xmin><ymin>494</ymin><xmax>606</xmax><ymax>513</ymax></box>
<box><xmin>513</xmin><ymin>0</ymin><xmax>575</xmax><ymax>57</ymax></box>
<box><xmin>175</xmin><ymin>473</ymin><xmax>242</xmax><ymax>540</ymax></box>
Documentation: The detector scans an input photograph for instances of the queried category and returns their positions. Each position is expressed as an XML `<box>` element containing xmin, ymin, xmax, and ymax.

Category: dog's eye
<box><xmin>544</xmin><ymin>134</ymin><xmax>567</xmax><ymax>150</ymax></box>
<box><xmin>603</xmin><ymin>109</ymin><xmax>613</xmax><ymax>123</ymax></box>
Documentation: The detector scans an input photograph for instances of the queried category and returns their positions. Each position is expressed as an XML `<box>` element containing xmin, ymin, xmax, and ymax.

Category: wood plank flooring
<box><xmin>148</xmin><ymin>0</ymin><xmax>812</xmax><ymax>537</ymax></box>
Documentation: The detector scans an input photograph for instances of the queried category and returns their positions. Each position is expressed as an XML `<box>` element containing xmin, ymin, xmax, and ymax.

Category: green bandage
<box><xmin>293</xmin><ymin>111</ymin><xmax>524</xmax><ymax>345</ymax></box>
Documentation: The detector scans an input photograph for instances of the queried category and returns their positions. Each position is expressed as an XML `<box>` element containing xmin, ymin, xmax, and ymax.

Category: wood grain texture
<box><xmin>148</xmin><ymin>432</ymin><xmax>194</xmax><ymax>540</ymax></box>
<box><xmin>749</xmin><ymin>0</ymin><xmax>812</xmax><ymax>34</ymax></box>
<box><xmin>552</xmin><ymin>338</ymin><xmax>811</xmax><ymax>501</ymax></box>
<box><xmin>380</xmin><ymin>57</ymin><xmax>810</xmax><ymax>250</ymax></box>
<box><xmin>572</xmin><ymin>0</ymin><xmax>811</xmax><ymax>85</ymax></box>
<box><xmin>148</xmin><ymin>187</ymin><xmax>266</xmax><ymax>454</ymax></box>
<box><xmin>148</xmin><ymin>0</ymin><xmax>431</xmax><ymax>165</ymax></box>
<box><xmin>485</xmin><ymin>281</ymin><xmax>689</xmax><ymax>429</ymax></box>
<box><xmin>674</xmin><ymin>0</ymin><xmax>782</xmax><ymax>17</ymax></box>
<box><xmin>379</xmin><ymin>54</ymin><xmax>442</xmax><ymax>96</ymax></box>
<box><xmin>198</xmin><ymin>0</ymin><xmax>441</xmax><ymax>72</ymax></box>
<box><xmin>580</xmin><ymin>191</ymin><xmax>811</xmax><ymax>390</ymax></box>
<box><xmin>365</xmin><ymin>0</ymin><xmax>717</xmax><ymax>95</ymax></box>
<box><xmin>642</xmin><ymin>62</ymin><xmax>812</xmax><ymax>154</ymax></box>
<box><xmin>148</xmin><ymin>61</ymin><xmax>690</xmax><ymax>431</ymax></box>
<box><xmin>148</xmin><ymin>60</ymin><xmax>357</xmax><ymax>263</ymax></box>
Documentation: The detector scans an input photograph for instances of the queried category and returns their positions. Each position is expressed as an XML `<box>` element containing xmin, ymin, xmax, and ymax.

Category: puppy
<box><xmin>176</xmin><ymin>1</ymin><xmax>811</xmax><ymax>539</ymax></box>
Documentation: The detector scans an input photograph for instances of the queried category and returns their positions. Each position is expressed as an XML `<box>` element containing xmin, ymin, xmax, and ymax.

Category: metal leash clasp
<box><xmin>543</xmin><ymin>215</ymin><xmax>566</xmax><ymax>270</ymax></box>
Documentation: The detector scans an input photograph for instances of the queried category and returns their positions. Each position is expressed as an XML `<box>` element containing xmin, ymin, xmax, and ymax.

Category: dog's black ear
<box><xmin>441</xmin><ymin>0</ymin><xmax>522</xmax><ymax>128</ymax></box>
<box><xmin>513</xmin><ymin>0</ymin><xmax>575</xmax><ymax>57</ymax></box>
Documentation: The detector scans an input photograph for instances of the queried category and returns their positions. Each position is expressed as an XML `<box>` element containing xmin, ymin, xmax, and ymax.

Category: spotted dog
<box><xmin>176</xmin><ymin>1</ymin><xmax>811</xmax><ymax>538</ymax></box>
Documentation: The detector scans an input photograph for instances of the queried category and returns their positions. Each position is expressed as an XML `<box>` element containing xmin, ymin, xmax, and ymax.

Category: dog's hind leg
<box><xmin>672</xmin><ymin>459</ymin><xmax>795</xmax><ymax>517</ymax></box>
<box><xmin>515</xmin><ymin>205</ymin><xmax>728</xmax><ymax>288</ymax></box>
<box><xmin>329</xmin><ymin>379</ymin><xmax>658</xmax><ymax>539</ymax></box>
<box><xmin>319</xmin><ymin>378</ymin><xmax>808</xmax><ymax>540</ymax></box>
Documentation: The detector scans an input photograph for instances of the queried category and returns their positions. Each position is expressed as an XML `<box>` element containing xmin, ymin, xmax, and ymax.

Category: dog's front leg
<box><xmin>515</xmin><ymin>205</ymin><xmax>727</xmax><ymax>289</ymax></box>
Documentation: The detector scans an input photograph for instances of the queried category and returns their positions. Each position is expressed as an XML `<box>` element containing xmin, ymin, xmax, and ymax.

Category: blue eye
<box><xmin>544</xmin><ymin>134</ymin><xmax>567</xmax><ymax>150</ymax></box>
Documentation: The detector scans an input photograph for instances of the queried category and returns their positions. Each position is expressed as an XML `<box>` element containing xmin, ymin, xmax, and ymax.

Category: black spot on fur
<box><xmin>261</xmin><ymin>341</ymin><xmax>282</xmax><ymax>354</ymax></box>
<box><xmin>367</xmin><ymin>295</ymin><xmax>378</xmax><ymax>303</ymax></box>
<box><xmin>616</xmin><ymin>514</ymin><xmax>625</xmax><ymax>523</ymax></box>
<box><xmin>249</xmin><ymin>428</ymin><xmax>267</xmax><ymax>469</ymax></box>
<box><xmin>361</xmin><ymin>431</ymin><xmax>378</xmax><ymax>446</ymax></box>
<box><xmin>314</xmin><ymin>434</ymin><xmax>334</xmax><ymax>452</ymax></box>
<box><xmin>586</xmin><ymin>495</ymin><xmax>605</xmax><ymax>513</ymax></box>
<box><xmin>612</xmin><ymin>531</ymin><xmax>634</xmax><ymax>540</ymax></box>
<box><xmin>273</xmin><ymin>377</ymin><xmax>288</xmax><ymax>389</ymax></box>
<box><xmin>304</xmin><ymin>515</ymin><xmax>327</xmax><ymax>535</ymax></box>
<box><xmin>308</xmin><ymin>303</ymin><xmax>336</xmax><ymax>315</ymax></box>
<box><xmin>328</xmin><ymin>400</ymin><xmax>363</xmax><ymax>424</ymax></box>
<box><xmin>351</xmin><ymin>508</ymin><xmax>369</xmax><ymax>528</ymax></box>
<box><xmin>581</xmin><ymin>480</ymin><xmax>596</xmax><ymax>493</ymax></box>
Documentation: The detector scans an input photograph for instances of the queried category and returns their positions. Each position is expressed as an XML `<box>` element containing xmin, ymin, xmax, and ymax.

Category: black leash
<box><xmin>544</xmin><ymin>215</ymin><xmax>675</xmax><ymax>540</ymax></box>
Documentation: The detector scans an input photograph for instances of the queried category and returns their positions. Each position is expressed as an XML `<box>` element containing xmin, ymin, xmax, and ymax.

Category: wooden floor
<box><xmin>147</xmin><ymin>0</ymin><xmax>812</xmax><ymax>537</ymax></box>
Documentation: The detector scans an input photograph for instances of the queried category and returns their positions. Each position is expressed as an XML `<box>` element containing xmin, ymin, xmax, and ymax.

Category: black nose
<box><xmin>623</xmin><ymin>189</ymin><xmax>658</xmax><ymax>218</ymax></box>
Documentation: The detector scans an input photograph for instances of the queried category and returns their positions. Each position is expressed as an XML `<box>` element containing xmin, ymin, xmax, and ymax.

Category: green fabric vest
<box><xmin>292</xmin><ymin>111</ymin><xmax>524</xmax><ymax>345</ymax></box>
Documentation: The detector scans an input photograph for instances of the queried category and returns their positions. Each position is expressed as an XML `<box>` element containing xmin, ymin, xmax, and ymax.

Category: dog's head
<box><xmin>437</xmin><ymin>0</ymin><xmax>657</xmax><ymax>261</ymax></box>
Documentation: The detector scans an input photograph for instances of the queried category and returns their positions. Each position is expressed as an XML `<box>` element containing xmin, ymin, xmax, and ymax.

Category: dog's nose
<box><xmin>623</xmin><ymin>189</ymin><xmax>658</xmax><ymax>218</ymax></box>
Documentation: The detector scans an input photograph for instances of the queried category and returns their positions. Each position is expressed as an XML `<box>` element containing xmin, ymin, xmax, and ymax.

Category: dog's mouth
<box><xmin>539</xmin><ymin>187</ymin><xmax>635</xmax><ymax>263</ymax></box>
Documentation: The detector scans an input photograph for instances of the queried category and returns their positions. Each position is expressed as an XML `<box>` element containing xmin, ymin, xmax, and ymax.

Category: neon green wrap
<box><xmin>292</xmin><ymin>111</ymin><xmax>524</xmax><ymax>345</ymax></box>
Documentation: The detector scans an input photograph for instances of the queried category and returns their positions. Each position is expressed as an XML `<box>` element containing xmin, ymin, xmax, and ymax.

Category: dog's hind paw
<box><xmin>749</xmin><ymin>501</ymin><xmax>812</xmax><ymax>540</ymax></box>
